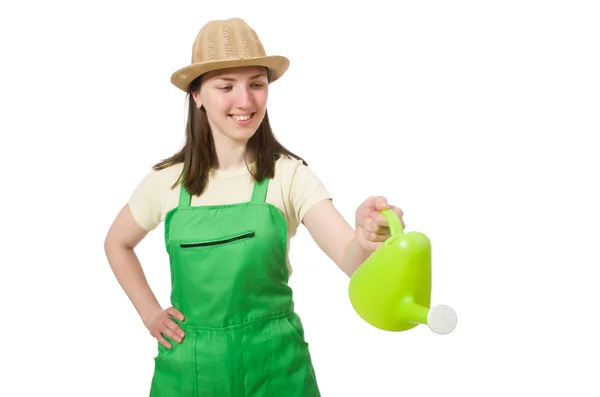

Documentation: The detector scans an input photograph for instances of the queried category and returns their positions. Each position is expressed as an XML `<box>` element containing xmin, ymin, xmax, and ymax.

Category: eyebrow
<box><xmin>216</xmin><ymin>74</ymin><xmax>266</xmax><ymax>82</ymax></box>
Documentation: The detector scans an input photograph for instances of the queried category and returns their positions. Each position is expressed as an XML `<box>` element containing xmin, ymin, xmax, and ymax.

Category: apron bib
<box><xmin>149</xmin><ymin>177</ymin><xmax>321</xmax><ymax>396</ymax></box>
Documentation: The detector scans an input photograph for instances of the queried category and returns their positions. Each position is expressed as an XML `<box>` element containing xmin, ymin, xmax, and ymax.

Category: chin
<box><xmin>229</xmin><ymin>129</ymin><xmax>257</xmax><ymax>142</ymax></box>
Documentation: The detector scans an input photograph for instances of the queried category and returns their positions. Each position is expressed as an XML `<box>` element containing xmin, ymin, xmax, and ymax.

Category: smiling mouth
<box><xmin>230</xmin><ymin>113</ymin><xmax>255</xmax><ymax>122</ymax></box>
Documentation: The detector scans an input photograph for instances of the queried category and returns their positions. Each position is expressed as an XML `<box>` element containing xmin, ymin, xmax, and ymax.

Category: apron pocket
<box><xmin>154</xmin><ymin>334</ymin><xmax>182</xmax><ymax>362</ymax></box>
<box><xmin>283</xmin><ymin>312</ymin><xmax>309</xmax><ymax>346</ymax></box>
<box><xmin>268</xmin><ymin>314</ymin><xmax>321</xmax><ymax>395</ymax></box>
<box><xmin>150</xmin><ymin>333</ymin><xmax>196</xmax><ymax>396</ymax></box>
<box><xmin>180</xmin><ymin>230</ymin><xmax>255</xmax><ymax>249</ymax></box>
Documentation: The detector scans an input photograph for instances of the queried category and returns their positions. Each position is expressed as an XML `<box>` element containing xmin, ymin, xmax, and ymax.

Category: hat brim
<box><xmin>170</xmin><ymin>55</ymin><xmax>290</xmax><ymax>92</ymax></box>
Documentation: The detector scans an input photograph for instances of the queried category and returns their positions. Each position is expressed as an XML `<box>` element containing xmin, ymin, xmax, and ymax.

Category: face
<box><xmin>192</xmin><ymin>66</ymin><xmax>269</xmax><ymax>144</ymax></box>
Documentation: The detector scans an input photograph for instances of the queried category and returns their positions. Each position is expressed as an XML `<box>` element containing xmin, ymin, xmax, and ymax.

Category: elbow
<box><xmin>104</xmin><ymin>231</ymin><xmax>116</xmax><ymax>260</ymax></box>
<box><xmin>104</xmin><ymin>229</ymin><xmax>126</xmax><ymax>259</ymax></box>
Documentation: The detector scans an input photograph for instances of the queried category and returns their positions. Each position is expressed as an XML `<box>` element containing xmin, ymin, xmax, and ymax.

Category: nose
<box><xmin>235</xmin><ymin>87</ymin><xmax>254</xmax><ymax>109</ymax></box>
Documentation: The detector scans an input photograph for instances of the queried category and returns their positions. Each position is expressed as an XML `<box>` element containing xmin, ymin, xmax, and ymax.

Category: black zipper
<box><xmin>180</xmin><ymin>231</ymin><xmax>255</xmax><ymax>248</ymax></box>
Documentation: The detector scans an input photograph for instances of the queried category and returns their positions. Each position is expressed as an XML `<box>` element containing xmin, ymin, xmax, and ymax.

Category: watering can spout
<box><xmin>396</xmin><ymin>299</ymin><xmax>457</xmax><ymax>335</ymax></box>
<box><xmin>348</xmin><ymin>209</ymin><xmax>457</xmax><ymax>335</ymax></box>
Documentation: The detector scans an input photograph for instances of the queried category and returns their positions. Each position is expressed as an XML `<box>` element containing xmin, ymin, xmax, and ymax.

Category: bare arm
<box><xmin>104</xmin><ymin>204</ymin><xmax>185</xmax><ymax>348</ymax></box>
<box><xmin>302</xmin><ymin>199</ymin><xmax>372</xmax><ymax>277</ymax></box>
<box><xmin>103</xmin><ymin>204</ymin><xmax>162</xmax><ymax>325</ymax></box>
<box><xmin>302</xmin><ymin>197</ymin><xmax>404</xmax><ymax>277</ymax></box>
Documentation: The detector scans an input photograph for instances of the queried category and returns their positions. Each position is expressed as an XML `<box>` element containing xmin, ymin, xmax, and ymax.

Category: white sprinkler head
<box><xmin>427</xmin><ymin>304</ymin><xmax>457</xmax><ymax>335</ymax></box>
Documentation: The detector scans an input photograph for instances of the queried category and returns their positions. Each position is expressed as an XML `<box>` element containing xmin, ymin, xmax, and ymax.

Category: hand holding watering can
<box><xmin>350</xmin><ymin>198</ymin><xmax>457</xmax><ymax>335</ymax></box>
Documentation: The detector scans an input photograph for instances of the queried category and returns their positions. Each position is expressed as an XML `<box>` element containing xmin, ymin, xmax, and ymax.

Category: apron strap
<box><xmin>250</xmin><ymin>177</ymin><xmax>269</xmax><ymax>203</ymax></box>
<box><xmin>178</xmin><ymin>183</ymin><xmax>192</xmax><ymax>208</ymax></box>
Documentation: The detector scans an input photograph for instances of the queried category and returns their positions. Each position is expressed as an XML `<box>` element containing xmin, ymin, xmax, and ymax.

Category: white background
<box><xmin>1</xmin><ymin>0</ymin><xmax>599</xmax><ymax>395</ymax></box>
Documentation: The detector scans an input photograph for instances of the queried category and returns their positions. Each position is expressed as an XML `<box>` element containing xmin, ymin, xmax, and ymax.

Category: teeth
<box><xmin>232</xmin><ymin>114</ymin><xmax>251</xmax><ymax>121</ymax></box>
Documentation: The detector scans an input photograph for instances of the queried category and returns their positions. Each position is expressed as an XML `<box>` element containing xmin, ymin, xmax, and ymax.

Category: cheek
<box><xmin>204</xmin><ymin>97</ymin><xmax>229</xmax><ymax>114</ymax></box>
<box><xmin>254</xmin><ymin>91</ymin><xmax>268</xmax><ymax>108</ymax></box>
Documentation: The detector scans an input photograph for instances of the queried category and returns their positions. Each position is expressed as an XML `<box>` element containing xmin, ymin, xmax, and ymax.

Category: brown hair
<box><xmin>153</xmin><ymin>72</ymin><xmax>306</xmax><ymax>196</ymax></box>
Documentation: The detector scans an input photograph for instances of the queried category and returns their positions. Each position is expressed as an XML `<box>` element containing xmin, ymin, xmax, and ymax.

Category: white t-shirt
<box><xmin>128</xmin><ymin>155</ymin><xmax>331</xmax><ymax>274</ymax></box>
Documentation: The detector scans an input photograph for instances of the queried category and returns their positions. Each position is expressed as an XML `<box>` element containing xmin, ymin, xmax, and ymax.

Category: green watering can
<box><xmin>348</xmin><ymin>209</ymin><xmax>457</xmax><ymax>335</ymax></box>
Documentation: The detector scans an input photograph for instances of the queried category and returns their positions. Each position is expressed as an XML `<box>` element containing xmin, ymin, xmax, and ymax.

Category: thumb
<box><xmin>374</xmin><ymin>196</ymin><xmax>390</xmax><ymax>210</ymax></box>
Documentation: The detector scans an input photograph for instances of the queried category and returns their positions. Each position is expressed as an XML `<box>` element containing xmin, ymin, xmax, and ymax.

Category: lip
<box><xmin>229</xmin><ymin>112</ymin><xmax>255</xmax><ymax>125</ymax></box>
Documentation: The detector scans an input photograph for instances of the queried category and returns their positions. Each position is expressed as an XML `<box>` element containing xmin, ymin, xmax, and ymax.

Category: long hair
<box><xmin>153</xmin><ymin>73</ymin><xmax>306</xmax><ymax>196</ymax></box>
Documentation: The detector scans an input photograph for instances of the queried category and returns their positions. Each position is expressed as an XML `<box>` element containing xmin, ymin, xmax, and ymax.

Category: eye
<box><xmin>217</xmin><ymin>86</ymin><xmax>232</xmax><ymax>91</ymax></box>
<box><xmin>251</xmin><ymin>83</ymin><xmax>265</xmax><ymax>89</ymax></box>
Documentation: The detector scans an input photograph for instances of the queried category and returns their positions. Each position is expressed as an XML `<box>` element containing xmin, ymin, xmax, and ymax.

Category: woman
<box><xmin>104</xmin><ymin>17</ymin><xmax>404</xmax><ymax>397</ymax></box>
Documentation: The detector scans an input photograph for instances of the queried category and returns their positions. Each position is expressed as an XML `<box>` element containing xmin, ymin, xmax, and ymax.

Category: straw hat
<box><xmin>170</xmin><ymin>18</ymin><xmax>290</xmax><ymax>92</ymax></box>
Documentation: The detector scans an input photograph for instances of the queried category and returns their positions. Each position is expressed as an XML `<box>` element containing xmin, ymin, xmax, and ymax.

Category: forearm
<box><xmin>340</xmin><ymin>233</ymin><xmax>373</xmax><ymax>278</ymax></box>
<box><xmin>105</xmin><ymin>243</ymin><xmax>162</xmax><ymax>325</ymax></box>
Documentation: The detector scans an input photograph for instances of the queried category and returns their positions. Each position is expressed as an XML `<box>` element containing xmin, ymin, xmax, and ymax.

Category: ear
<box><xmin>191</xmin><ymin>91</ymin><xmax>203</xmax><ymax>109</ymax></box>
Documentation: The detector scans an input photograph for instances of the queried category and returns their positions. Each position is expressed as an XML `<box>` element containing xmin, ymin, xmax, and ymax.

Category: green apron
<box><xmin>149</xmin><ymin>176</ymin><xmax>321</xmax><ymax>396</ymax></box>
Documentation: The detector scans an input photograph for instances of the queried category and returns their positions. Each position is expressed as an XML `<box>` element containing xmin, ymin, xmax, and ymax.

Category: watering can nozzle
<box><xmin>426</xmin><ymin>304</ymin><xmax>457</xmax><ymax>335</ymax></box>
<box><xmin>393</xmin><ymin>299</ymin><xmax>458</xmax><ymax>335</ymax></box>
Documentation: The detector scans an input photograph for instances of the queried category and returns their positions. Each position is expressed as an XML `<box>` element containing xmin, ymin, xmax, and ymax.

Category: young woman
<box><xmin>104</xmin><ymin>17</ymin><xmax>404</xmax><ymax>397</ymax></box>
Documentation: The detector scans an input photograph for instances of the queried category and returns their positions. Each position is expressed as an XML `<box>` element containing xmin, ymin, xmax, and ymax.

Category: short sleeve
<box><xmin>288</xmin><ymin>160</ymin><xmax>331</xmax><ymax>224</ymax></box>
<box><xmin>128</xmin><ymin>169</ymin><xmax>170</xmax><ymax>231</ymax></box>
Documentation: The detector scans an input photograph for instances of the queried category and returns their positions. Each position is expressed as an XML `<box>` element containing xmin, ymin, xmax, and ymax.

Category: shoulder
<box><xmin>274</xmin><ymin>154</ymin><xmax>326</xmax><ymax>190</ymax></box>
<box><xmin>274</xmin><ymin>153</ymin><xmax>304</xmax><ymax>171</ymax></box>
<box><xmin>273</xmin><ymin>154</ymin><xmax>331</xmax><ymax>223</ymax></box>
<box><xmin>128</xmin><ymin>162</ymin><xmax>184</xmax><ymax>231</ymax></box>
<box><xmin>274</xmin><ymin>154</ymin><xmax>315</xmax><ymax>182</ymax></box>
<box><xmin>143</xmin><ymin>162</ymin><xmax>184</xmax><ymax>187</ymax></box>
<box><xmin>131</xmin><ymin>162</ymin><xmax>184</xmax><ymax>203</ymax></box>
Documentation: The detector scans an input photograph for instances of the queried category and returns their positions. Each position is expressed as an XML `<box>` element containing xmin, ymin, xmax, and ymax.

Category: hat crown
<box><xmin>170</xmin><ymin>17</ymin><xmax>289</xmax><ymax>92</ymax></box>
<box><xmin>191</xmin><ymin>18</ymin><xmax>267</xmax><ymax>65</ymax></box>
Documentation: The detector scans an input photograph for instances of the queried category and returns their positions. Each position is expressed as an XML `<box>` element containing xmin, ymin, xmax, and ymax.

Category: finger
<box><xmin>390</xmin><ymin>206</ymin><xmax>406</xmax><ymax>228</ymax></box>
<box><xmin>161</xmin><ymin>324</ymin><xmax>183</xmax><ymax>344</ymax></box>
<box><xmin>362</xmin><ymin>217</ymin><xmax>380</xmax><ymax>234</ymax></box>
<box><xmin>371</xmin><ymin>212</ymin><xmax>390</xmax><ymax>227</ymax></box>
<box><xmin>360</xmin><ymin>196</ymin><xmax>387</xmax><ymax>212</ymax></box>
<box><xmin>165</xmin><ymin>319</ymin><xmax>186</xmax><ymax>339</ymax></box>
<box><xmin>156</xmin><ymin>334</ymin><xmax>172</xmax><ymax>349</ymax></box>
<box><xmin>368</xmin><ymin>223</ymin><xmax>391</xmax><ymax>236</ymax></box>
<box><xmin>390</xmin><ymin>205</ymin><xmax>404</xmax><ymax>219</ymax></box>
<box><xmin>166</xmin><ymin>306</ymin><xmax>185</xmax><ymax>322</ymax></box>
<box><xmin>372</xmin><ymin>206</ymin><xmax>404</xmax><ymax>228</ymax></box>
<box><xmin>365</xmin><ymin>240</ymin><xmax>384</xmax><ymax>251</ymax></box>
<box><xmin>364</xmin><ymin>214</ymin><xmax>392</xmax><ymax>234</ymax></box>
<box><xmin>363</xmin><ymin>230</ymin><xmax>390</xmax><ymax>243</ymax></box>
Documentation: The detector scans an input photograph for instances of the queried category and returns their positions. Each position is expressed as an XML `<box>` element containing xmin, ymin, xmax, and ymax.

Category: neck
<box><xmin>212</xmin><ymin>134</ymin><xmax>252</xmax><ymax>171</ymax></box>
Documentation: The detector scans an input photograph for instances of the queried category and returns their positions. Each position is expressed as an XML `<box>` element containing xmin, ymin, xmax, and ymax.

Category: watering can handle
<box><xmin>380</xmin><ymin>209</ymin><xmax>404</xmax><ymax>237</ymax></box>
